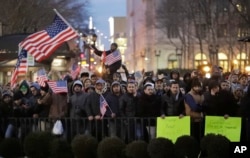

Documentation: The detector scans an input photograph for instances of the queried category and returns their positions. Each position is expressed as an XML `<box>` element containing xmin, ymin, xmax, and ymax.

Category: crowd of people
<box><xmin>0</xmin><ymin>132</ymin><xmax>230</xmax><ymax>158</ymax></box>
<box><xmin>0</xmin><ymin>62</ymin><xmax>250</xmax><ymax>144</ymax></box>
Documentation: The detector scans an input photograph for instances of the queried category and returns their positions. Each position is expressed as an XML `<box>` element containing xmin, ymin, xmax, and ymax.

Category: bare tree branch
<box><xmin>0</xmin><ymin>0</ymin><xmax>90</xmax><ymax>35</ymax></box>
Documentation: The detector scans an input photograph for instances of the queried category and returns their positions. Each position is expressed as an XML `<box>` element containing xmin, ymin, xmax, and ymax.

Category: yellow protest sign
<box><xmin>156</xmin><ymin>116</ymin><xmax>190</xmax><ymax>142</ymax></box>
<box><xmin>205</xmin><ymin>116</ymin><xmax>241</xmax><ymax>142</ymax></box>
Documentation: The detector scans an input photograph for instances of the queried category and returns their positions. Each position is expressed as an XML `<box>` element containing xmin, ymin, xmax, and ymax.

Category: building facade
<box><xmin>109</xmin><ymin>17</ymin><xmax>127</xmax><ymax>65</ymax></box>
<box><xmin>125</xmin><ymin>0</ymin><xmax>250</xmax><ymax>74</ymax></box>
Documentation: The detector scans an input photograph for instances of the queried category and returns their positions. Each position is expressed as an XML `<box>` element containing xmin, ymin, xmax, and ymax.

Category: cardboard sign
<box><xmin>157</xmin><ymin>116</ymin><xmax>190</xmax><ymax>142</ymax></box>
<box><xmin>205</xmin><ymin>116</ymin><xmax>241</xmax><ymax>142</ymax></box>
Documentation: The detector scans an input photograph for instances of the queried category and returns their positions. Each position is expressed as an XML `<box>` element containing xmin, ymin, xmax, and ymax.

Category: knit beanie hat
<box><xmin>13</xmin><ymin>91</ymin><xmax>23</xmax><ymax>101</ymax></box>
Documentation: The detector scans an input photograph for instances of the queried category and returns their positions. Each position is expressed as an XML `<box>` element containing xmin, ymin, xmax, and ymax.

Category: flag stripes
<box><xmin>20</xmin><ymin>15</ymin><xmax>78</xmax><ymax>62</ymax></box>
<box><xmin>10</xmin><ymin>49</ymin><xmax>28</xmax><ymax>88</ymax></box>
<box><xmin>47</xmin><ymin>80</ymin><xmax>68</xmax><ymax>94</ymax></box>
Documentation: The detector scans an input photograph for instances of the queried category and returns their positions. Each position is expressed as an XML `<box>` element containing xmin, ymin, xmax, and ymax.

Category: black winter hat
<box><xmin>40</xmin><ymin>83</ymin><xmax>49</xmax><ymax>92</ymax></box>
<box><xmin>80</xmin><ymin>72</ymin><xmax>89</xmax><ymax>78</ymax></box>
<box><xmin>2</xmin><ymin>91</ymin><xmax>11</xmax><ymax>98</ymax></box>
<box><xmin>13</xmin><ymin>91</ymin><xmax>23</xmax><ymax>100</ymax></box>
<box><xmin>143</xmin><ymin>77</ymin><xmax>155</xmax><ymax>85</ymax></box>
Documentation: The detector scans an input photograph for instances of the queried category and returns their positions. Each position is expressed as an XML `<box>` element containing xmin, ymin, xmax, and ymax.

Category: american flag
<box><xmin>10</xmin><ymin>49</ymin><xmax>28</xmax><ymax>88</ymax></box>
<box><xmin>37</xmin><ymin>68</ymin><xmax>48</xmax><ymax>87</ymax></box>
<box><xmin>70</xmin><ymin>63</ymin><xmax>80</xmax><ymax>80</ymax></box>
<box><xmin>105</xmin><ymin>49</ymin><xmax>121</xmax><ymax>65</ymax></box>
<box><xmin>20</xmin><ymin>15</ymin><xmax>78</xmax><ymax>62</ymax></box>
<box><xmin>47</xmin><ymin>80</ymin><xmax>68</xmax><ymax>94</ymax></box>
<box><xmin>100</xmin><ymin>94</ymin><xmax>108</xmax><ymax>118</ymax></box>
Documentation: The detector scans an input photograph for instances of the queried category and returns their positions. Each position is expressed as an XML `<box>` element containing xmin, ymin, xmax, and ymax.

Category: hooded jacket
<box><xmin>105</xmin><ymin>81</ymin><xmax>122</xmax><ymax>117</ymax></box>
<box><xmin>19</xmin><ymin>80</ymin><xmax>32</xmax><ymax>105</ymax></box>
<box><xmin>69</xmin><ymin>80</ymin><xmax>88</xmax><ymax>118</ymax></box>
<box><xmin>169</xmin><ymin>70</ymin><xmax>185</xmax><ymax>89</ymax></box>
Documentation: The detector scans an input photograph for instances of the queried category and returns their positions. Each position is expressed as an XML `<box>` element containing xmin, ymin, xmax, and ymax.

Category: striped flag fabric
<box><xmin>47</xmin><ymin>80</ymin><xmax>68</xmax><ymax>94</ymax></box>
<box><xmin>10</xmin><ymin>49</ymin><xmax>28</xmax><ymax>88</ymax></box>
<box><xmin>105</xmin><ymin>49</ymin><xmax>121</xmax><ymax>66</ymax></box>
<box><xmin>37</xmin><ymin>68</ymin><xmax>48</xmax><ymax>87</ymax></box>
<box><xmin>100</xmin><ymin>94</ymin><xmax>108</xmax><ymax>118</ymax></box>
<box><xmin>70</xmin><ymin>63</ymin><xmax>80</xmax><ymax>80</ymax></box>
<box><xmin>20</xmin><ymin>15</ymin><xmax>78</xmax><ymax>62</ymax></box>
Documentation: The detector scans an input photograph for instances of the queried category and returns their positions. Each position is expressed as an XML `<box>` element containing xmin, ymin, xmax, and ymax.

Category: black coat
<box><xmin>91</xmin><ymin>44</ymin><xmax>121</xmax><ymax>78</ymax></box>
<box><xmin>105</xmin><ymin>92</ymin><xmax>121</xmax><ymax>117</ymax></box>
<box><xmin>119</xmin><ymin>93</ymin><xmax>138</xmax><ymax>117</ymax></box>
<box><xmin>137</xmin><ymin>93</ymin><xmax>161</xmax><ymax>117</ymax></box>
<box><xmin>161</xmin><ymin>91</ymin><xmax>185</xmax><ymax>116</ymax></box>
<box><xmin>85</xmin><ymin>91</ymin><xmax>102</xmax><ymax>116</ymax></box>
<box><xmin>203</xmin><ymin>90</ymin><xmax>237</xmax><ymax>116</ymax></box>
<box><xmin>240</xmin><ymin>86</ymin><xmax>250</xmax><ymax>118</ymax></box>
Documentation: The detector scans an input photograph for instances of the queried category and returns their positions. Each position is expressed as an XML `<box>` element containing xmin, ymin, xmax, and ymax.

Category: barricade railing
<box><xmin>0</xmin><ymin>117</ymin><xmax>248</xmax><ymax>143</ymax></box>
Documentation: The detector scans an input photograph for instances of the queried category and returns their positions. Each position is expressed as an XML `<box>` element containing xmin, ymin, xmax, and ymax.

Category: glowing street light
<box><xmin>245</xmin><ymin>65</ymin><xmax>250</xmax><ymax>72</ymax></box>
<box><xmin>203</xmin><ymin>65</ymin><xmax>211</xmax><ymax>72</ymax></box>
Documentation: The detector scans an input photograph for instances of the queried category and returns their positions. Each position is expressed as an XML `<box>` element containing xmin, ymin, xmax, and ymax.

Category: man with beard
<box><xmin>69</xmin><ymin>80</ymin><xmax>88</xmax><ymax>135</ymax></box>
<box><xmin>137</xmin><ymin>83</ymin><xmax>161</xmax><ymax>141</ymax></box>
<box><xmin>203</xmin><ymin>80</ymin><xmax>236</xmax><ymax>117</ymax></box>
<box><xmin>161</xmin><ymin>81</ymin><xmax>185</xmax><ymax>118</ymax></box>
<box><xmin>119</xmin><ymin>81</ymin><xmax>139</xmax><ymax>143</ymax></box>
<box><xmin>184</xmin><ymin>78</ymin><xmax>204</xmax><ymax>141</ymax></box>
<box><xmin>105</xmin><ymin>81</ymin><xmax>123</xmax><ymax>137</ymax></box>
<box><xmin>238</xmin><ymin>74</ymin><xmax>249</xmax><ymax>95</ymax></box>
<box><xmin>85</xmin><ymin>78</ymin><xmax>107</xmax><ymax>141</ymax></box>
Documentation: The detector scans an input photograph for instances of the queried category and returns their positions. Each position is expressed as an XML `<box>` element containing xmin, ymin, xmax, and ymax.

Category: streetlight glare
<box><xmin>203</xmin><ymin>66</ymin><xmax>210</xmax><ymax>72</ymax></box>
<box><xmin>245</xmin><ymin>65</ymin><xmax>250</xmax><ymax>72</ymax></box>
<box><xmin>98</xmin><ymin>66</ymin><xmax>102</xmax><ymax>73</ymax></box>
<box><xmin>233</xmin><ymin>60</ymin><xmax>238</xmax><ymax>65</ymax></box>
<box><xmin>205</xmin><ymin>73</ymin><xmax>211</xmax><ymax>78</ymax></box>
<box><xmin>203</xmin><ymin>61</ymin><xmax>208</xmax><ymax>65</ymax></box>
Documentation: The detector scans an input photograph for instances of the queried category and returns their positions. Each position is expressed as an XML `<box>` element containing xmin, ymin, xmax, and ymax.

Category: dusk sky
<box><xmin>89</xmin><ymin>0</ymin><xmax>126</xmax><ymax>48</ymax></box>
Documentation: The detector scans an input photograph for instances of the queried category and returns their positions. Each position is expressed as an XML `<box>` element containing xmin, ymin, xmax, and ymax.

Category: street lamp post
<box><xmin>155</xmin><ymin>50</ymin><xmax>161</xmax><ymax>71</ymax></box>
<box><xmin>140</xmin><ymin>51</ymin><xmax>145</xmax><ymax>70</ymax></box>
<box><xmin>208</xmin><ymin>44</ymin><xmax>219</xmax><ymax>66</ymax></box>
<box><xmin>82</xmin><ymin>33</ymin><xmax>97</xmax><ymax>71</ymax></box>
<box><xmin>176</xmin><ymin>48</ymin><xmax>182</xmax><ymax>69</ymax></box>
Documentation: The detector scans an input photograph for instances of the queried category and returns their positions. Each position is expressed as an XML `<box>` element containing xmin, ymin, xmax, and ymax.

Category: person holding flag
<box><xmin>85</xmin><ymin>78</ymin><xmax>111</xmax><ymax>140</ymax></box>
<box><xmin>90</xmin><ymin>37</ymin><xmax>122</xmax><ymax>80</ymax></box>
<box><xmin>105</xmin><ymin>81</ymin><xmax>123</xmax><ymax>137</ymax></box>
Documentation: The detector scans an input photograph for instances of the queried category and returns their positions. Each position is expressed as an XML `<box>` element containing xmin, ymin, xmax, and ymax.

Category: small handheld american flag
<box><xmin>47</xmin><ymin>80</ymin><xmax>68</xmax><ymax>94</ymax></box>
<box><xmin>70</xmin><ymin>63</ymin><xmax>80</xmax><ymax>80</ymax></box>
<box><xmin>105</xmin><ymin>49</ymin><xmax>121</xmax><ymax>66</ymax></box>
<box><xmin>100</xmin><ymin>95</ymin><xmax>109</xmax><ymax>118</ymax></box>
<box><xmin>37</xmin><ymin>68</ymin><xmax>48</xmax><ymax>87</ymax></box>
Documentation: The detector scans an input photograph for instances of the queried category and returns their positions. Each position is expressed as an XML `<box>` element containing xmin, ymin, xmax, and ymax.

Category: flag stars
<box><xmin>46</xmin><ymin>15</ymin><xmax>68</xmax><ymax>37</ymax></box>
